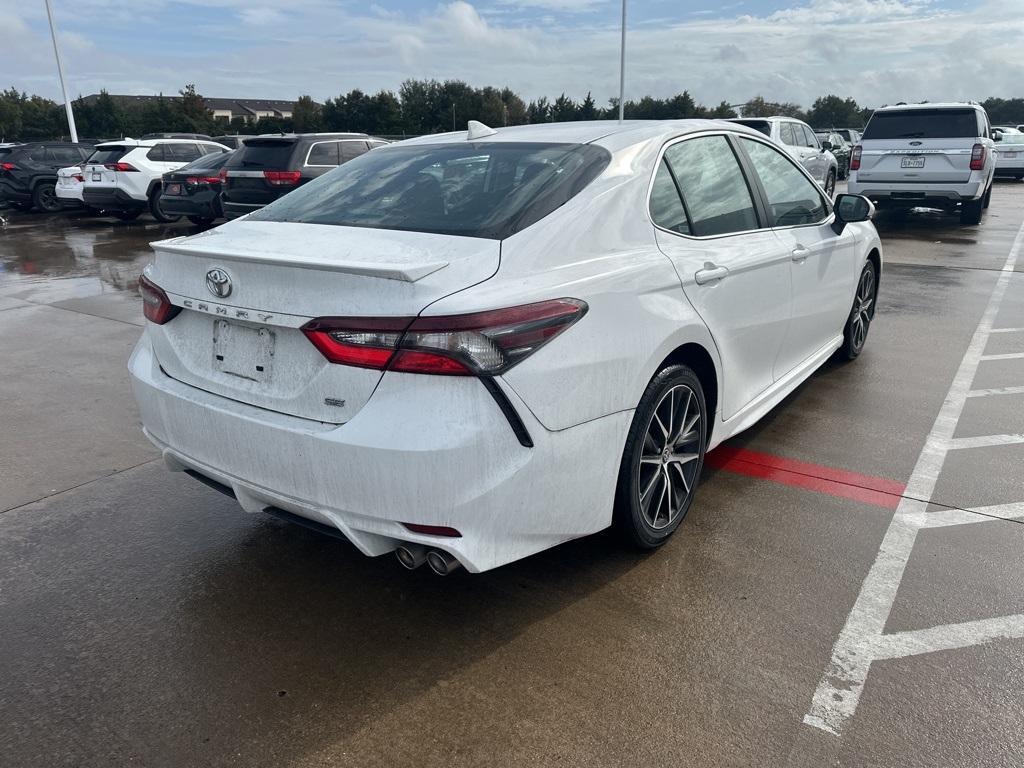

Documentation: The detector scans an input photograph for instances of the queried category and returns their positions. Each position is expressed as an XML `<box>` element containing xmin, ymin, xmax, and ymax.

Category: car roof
<box><xmin>391</xmin><ymin>119</ymin><xmax>767</xmax><ymax>149</ymax></box>
<box><xmin>875</xmin><ymin>102</ymin><xmax>982</xmax><ymax>112</ymax></box>
<box><xmin>95</xmin><ymin>138</ymin><xmax>225</xmax><ymax>148</ymax></box>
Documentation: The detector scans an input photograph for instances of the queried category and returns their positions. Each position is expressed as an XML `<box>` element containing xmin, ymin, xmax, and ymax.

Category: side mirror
<box><xmin>821</xmin><ymin>140</ymin><xmax>833</xmax><ymax>151</ymax></box>
<box><xmin>992</xmin><ymin>131</ymin><xmax>1002</xmax><ymax>142</ymax></box>
<box><xmin>832</xmin><ymin>193</ymin><xmax>874</xmax><ymax>235</ymax></box>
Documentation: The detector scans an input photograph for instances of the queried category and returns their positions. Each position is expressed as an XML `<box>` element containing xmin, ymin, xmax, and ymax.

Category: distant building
<box><xmin>75</xmin><ymin>94</ymin><xmax>313</xmax><ymax>123</ymax></box>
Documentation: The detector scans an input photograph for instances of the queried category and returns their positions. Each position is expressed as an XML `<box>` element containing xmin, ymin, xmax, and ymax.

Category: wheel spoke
<box><xmin>669</xmin><ymin>459</ymin><xmax>691</xmax><ymax>494</ymax></box>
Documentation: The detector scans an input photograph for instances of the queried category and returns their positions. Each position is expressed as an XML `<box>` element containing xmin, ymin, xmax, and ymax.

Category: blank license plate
<box><xmin>1004</xmin><ymin>152</ymin><xmax>1018</xmax><ymax>158</ymax></box>
<box><xmin>91</xmin><ymin>172</ymin><xmax>102</xmax><ymax>181</ymax></box>
<box><xmin>213</xmin><ymin>320</ymin><xmax>274</xmax><ymax>382</ymax></box>
<box><xmin>901</xmin><ymin>156</ymin><xmax>926</xmax><ymax>168</ymax></box>
<box><xmin>165</xmin><ymin>183</ymin><xmax>182</xmax><ymax>195</ymax></box>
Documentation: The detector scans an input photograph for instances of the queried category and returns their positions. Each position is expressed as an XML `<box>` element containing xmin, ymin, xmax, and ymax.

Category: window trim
<box><xmin>645</xmin><ymin>130</ymin><xmax>770</xmax><ymax>242</ymax></box>
<box><xmin>734</xmin><ymin>133</ymin><xmax>835</xmax><ymax>232</ymax></box>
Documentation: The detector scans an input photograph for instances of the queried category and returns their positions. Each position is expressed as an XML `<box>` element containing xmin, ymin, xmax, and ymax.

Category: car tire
<box><xmin>149</xmin><ymin>188</ymin><xmax>182</xmax><ymax>223</ymax></box>
<box><xmin>113</xmin><ymin>210</ymin><xmax>142</xmax><ymax>221</ymax></box>
<box><xmin>614</xmin><ymin>364</ymin><xmax>707</xmax><ymax>550</ymax></box>
<box><xmin>32</xmin><ymin>183</ymin><xmax>62</xmax><ymax>213</ymax></box>
<box><xmin>960</xmin><ymin>197</ymin><xmax>983</xmax><ymax>226</ymax></box>
<box><xmin>824</xmin><ymin>169</ymin><xmax>836</xmax><ymax>198</ymax></box>
<box><xmin>839</xmin><ymin>260</ymin><xmax>877</xmax><ymax>361</ymax></box>
<box><xmin>187</xmin><ymin>216</ymin><xmax>215</xmax><ymax>226</ymax></box>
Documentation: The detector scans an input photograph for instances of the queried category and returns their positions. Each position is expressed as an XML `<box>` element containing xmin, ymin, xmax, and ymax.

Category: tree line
<box><xmin>2</xmin><ymin>82</ymin><xmax>1023</xmax><ymax>142</ymax></box>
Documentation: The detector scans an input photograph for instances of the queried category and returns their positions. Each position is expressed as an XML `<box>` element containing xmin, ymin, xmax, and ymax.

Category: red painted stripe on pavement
<box><xmin>706</xmin><ymin>446</ymin><xmax>906</xmax><ymax>509</ymax></box>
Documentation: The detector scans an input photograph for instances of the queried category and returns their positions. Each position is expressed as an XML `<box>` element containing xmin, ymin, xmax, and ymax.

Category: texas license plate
<box><xmin>213</xmin><ymin>320</ymin><xmax>274</xmax><ymax>382</ymax></box>
<box><xmin>901</xmin><ymin>156</ymin><xmax>926</xmax><ymax>168</ymax></box>
<box><xmin>165</xmin><ymin>183</ymin><xmax>182</xmax><ymax>195</ymax></box>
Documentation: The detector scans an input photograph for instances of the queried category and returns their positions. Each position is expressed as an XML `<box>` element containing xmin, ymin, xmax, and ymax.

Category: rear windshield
<box><xmin>248</xmin><ymin>142</ymin><xmax>611</xmax><ymax>240</ymax></box>
<box><xmin>731</xmin><ymin>120</ymin><xmax>771</xmax><ymax>137</ymax></box>
<box><xmin>863</xmin><ymin>109</ymin><xmax>980</xmax><ymax>140</ymax></box>
<box><xmin>87</xmin><ymin>146</ymin><xmax>130</xmax><ymax>164</ymax></box>
<box><xmin>228</xmin><ymin>140</ymin><xmax>295</xmax><ymax>169</ymax></box>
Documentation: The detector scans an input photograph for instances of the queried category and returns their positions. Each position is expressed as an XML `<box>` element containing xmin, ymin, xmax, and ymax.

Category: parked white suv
<box><xmin>726</xmin><ymin>116</ymin><xmax>839</xmax><ymax>196</ymax></box>
<box><xmin>82</xmin><ymin>138</ymin><xmax>229</xmax><ymax>222</ymax></box>
<box><xmin>848</xmin><ymin>103</ymin><xmax>996</xmax><ymax>225</ymax></box>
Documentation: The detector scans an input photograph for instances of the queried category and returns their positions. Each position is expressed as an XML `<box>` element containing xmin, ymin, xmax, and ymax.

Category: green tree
<box><xmin>578</xmin><ymin>92</ymin><xmax>598</xmax><ymax>120</ymax></box>
<box><xmin>1</xmin><ymin>88</ymin><xmax>24</xmax><ymax>139</ymax></box>
<box><xmin>526</xmin><ymin>97</ymin><xmax>550</xmax><ymax>123</ymax></box>
<box><xmin>179</xmin><ymin>83</ymin><xmax>212</xmax><ymax>133</ymax></box>
<box><xmin>708</xmin><ymin>101</ymin><xmax>738</xmax><ymax>118</ymax></box>
<box><xmin>805</xmin><ymin>95</ymin><xmax>864</xmax><ymax>129</ymax></box>
<box><xmin>292</xmin><ymin>94</ymin><xmax>323</xmax><ymax>132</ymax></box>
<box><xmin>743</xmin><ymin>95</ymin><xmax>804</xmax><ymax>120</ymax></box>
<box><xmin>550</xmin><ymin>93</ymin><xmax>578</xmax><ymax>122</ymax></box>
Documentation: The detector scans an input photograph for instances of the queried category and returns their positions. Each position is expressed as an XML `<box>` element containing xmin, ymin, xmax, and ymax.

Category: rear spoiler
<box><xmin>150</xmin><ymin>238</ymin><xmax>449</xmax><ymax>283</ymax></box>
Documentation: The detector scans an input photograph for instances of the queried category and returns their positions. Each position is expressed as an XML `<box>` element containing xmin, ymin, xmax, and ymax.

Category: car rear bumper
<box><xmin>128</xmin><ymin>333</ymin><xmax>630</xmax><ymax>572</ymax></box>
<box><xmin>159</xmin><ymin>193</ymin><xmax>221</xmax><ymax>219</ymax></box>
<box><xmin>847</xmin><ymin>178</ymin><xmax>985</xmax><ymax>203</ymax></box>
<box><xmin>83</xmin><ymin>187</ymin><xmax>146</xmax><ymax>211</ymax></box>
<box><xmin>222</xmin><ymin>201</ymin><xmax>265</xmax><ymax>220</ymax></box>
<box><xmin>994</xmin><ymin>165</ymin><xmax>1024</xmax><ymax>176</ymax></box>
<box><xmin>0</xmin><ymin>180</ymin><xmax>31</xmax><ymax>204</ymax></box>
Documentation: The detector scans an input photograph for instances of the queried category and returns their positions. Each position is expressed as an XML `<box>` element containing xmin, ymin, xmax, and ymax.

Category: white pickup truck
<box><xmin>848</xmin><ymin>103</ymin><xmax>996</xmax><ymax>226</ymax></box>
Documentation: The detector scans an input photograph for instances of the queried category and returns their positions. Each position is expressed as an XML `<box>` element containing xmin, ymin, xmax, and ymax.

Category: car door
<box><xmin>736</xmin><ymin>135</ymin><xmax>859</xmax><ymax>378</ymax></box>
<box><xmin>651</xmin><ymin>133</ymin><xmax>793</xmax><ymax>420</ymax></box>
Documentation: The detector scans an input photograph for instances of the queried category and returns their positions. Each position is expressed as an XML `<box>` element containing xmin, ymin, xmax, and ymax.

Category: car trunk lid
<box><xmin>144</xmin><ymin>220</ymin><xmax>500</xmax><ymax>423</ymax></box>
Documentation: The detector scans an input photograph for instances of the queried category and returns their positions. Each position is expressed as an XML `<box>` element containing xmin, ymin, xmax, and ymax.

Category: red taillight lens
<box><xmin>401</xmin><ymin>523</ymin><xmax>462</xmax><ymax>538</ymax></box>
<box><xmin>302</xmin><ymin>298</ymin><xmax>587</xmax><ymax>376</ymax></box>
<box><xmin>105</xmin><ymin>162</ymin><xmax>137</xmax><ymax>172</ymax></box>
<box><xmin>139</xmin><ymin>275</ymin><xmax>181</xmax><ymax>325</ymax></box>
<box><xmin>264</xmin><ymin>170</ymin><xmax>301</xmax><ymax>186</ymax></box>
<box><xmin>72</xmin><ymin>174</ymin><xmax>84</xmax><ymax>182</ymax></box>
<box><xmin>970</xmin><ymin>143</ymin><xmax>986</xmax><ymax>171</ymax></box>
<box><xmin>849</xmin><ymin>145</ymin><xmax>862</xmax><ymax>171</ymax></box>
<box><xmin>218</xmin><ymin>167</ymin><xmax>228</xmax><ymax>182</ymax></box>
<box><xmin>185</xmin><ymin>175</ymin><xmax>223</xmax><ymax>185</ymax></box>
<box><xmin>0</xmin><ymin>162</ymin><xmax>15</xmax><ymax>171</ymax></box>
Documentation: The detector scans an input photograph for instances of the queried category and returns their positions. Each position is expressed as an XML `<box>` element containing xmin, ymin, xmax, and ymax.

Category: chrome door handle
<box><xmin>694</xmin><ymin>264</ymin><xmax>729</xmax><ymax>285</ymax></box>
<box><xmin>791</xmin><ymin>246</ymin><xmax>810</xmax><ymax>261</ymax></box>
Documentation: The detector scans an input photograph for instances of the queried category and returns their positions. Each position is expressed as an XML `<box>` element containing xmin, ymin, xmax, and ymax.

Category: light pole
<box><xmin>44</xmin><ymin>0</ymin><xmax>78</xmax><ymax>142</ymax></box>
<box><xmin>618</xmin><ymin>0</ymin><xmax>627</xmax><ymax>123</ymax></box>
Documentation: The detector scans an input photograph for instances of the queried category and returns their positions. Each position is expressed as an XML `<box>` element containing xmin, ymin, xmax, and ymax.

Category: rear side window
<box><xmin>662</xmin><ymin>136</ymin><xmax>759</xmax><ymax>237</ymax></box>
<box><xmin>306</xmin><ymin>142</ymin><xmax>340</xmax><ymax>166</ymax></box>
<box><xmin>166</xmin><ymin>143</ymin><xmax>202</xmax><ymax>162</ymax></box>
<box><xmin>649</xmin><ymin>160</ymin><xmax>690</xmax><ymax>235</ymax></box>
<box><xmin>340</xmin><ymin>141</ymin><xmax>369</xmax><ymax>162</ymax></box>
<box><xmin>147</xmin><ymin>145</ymin><xmax>166</xmax><ymax>161</ymax></box>
<box><xmin>781</xmin><ymin>124</ymin><xmax>800</xmax><ymax>146</ymax></box>
<box><xmin>87</xmin><ymin>146</ymin><xmax>130</xmax><ymax>164</ymax></box>
<box><xmin>862</xmin><ymin>109</ymin><xmax>981</xmax><ymax>140</ymax></box>
<box><xmin>248</xmin><ymin>142</ymin><xmax>610</xmax><ymax>240</ymax></box>
<box><xmin>740</xmin><ymin>138</ymin><xmax>828</xmax><ymax>227</ymax></box>
<box><xmin>47</xmin><ymin>147</ymin><xmax>84</xmax><ymax>164</ymax></box>
<box><xmin>229</xmin><ymin>140</ymin><xmax>296</xmax><ymax>170</ymax></box>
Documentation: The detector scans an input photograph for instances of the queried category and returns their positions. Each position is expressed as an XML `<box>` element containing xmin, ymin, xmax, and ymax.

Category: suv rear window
<box><xmin>87</xmin><ymin>146</ymin><xmax>130</xmax><ymax>164</ymax></box>
<box><xmin>228</xmin><ymin>139</ymin><xmax>296</xmax><ymax>170</ymax></box>
<box><xmin>863</xmin><ymin>109</ymin><xmax>980</xmax><ymax>140</ymax></box>
<box><xmin>249</xmin><ymin>142</ymin><xmax>611</xmax><ymax>240</ymax></box>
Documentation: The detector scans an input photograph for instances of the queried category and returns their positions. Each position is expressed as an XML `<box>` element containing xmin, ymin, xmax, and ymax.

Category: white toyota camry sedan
<box><xmin>130</xmin><ymin>120</ymin><xmax>882</xmax><ymax>574</ymax></box>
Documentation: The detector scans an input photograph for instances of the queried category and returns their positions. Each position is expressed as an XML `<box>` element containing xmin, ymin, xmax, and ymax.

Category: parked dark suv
<box><xmin>221</xmin><ymin>133</ymin><xmax>385</xmax><ymax>219</ymax></box>
<box><xmin>0</xmin><ymin>142</ymin><xmax>95</xmax><ymax>212</ymax></box>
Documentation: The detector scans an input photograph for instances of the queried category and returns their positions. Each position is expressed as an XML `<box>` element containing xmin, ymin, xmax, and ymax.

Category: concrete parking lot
<box><xmin>2</xmin><ymin>185</ymin><xmax>1023</xmax><ymax>767</ymax></box>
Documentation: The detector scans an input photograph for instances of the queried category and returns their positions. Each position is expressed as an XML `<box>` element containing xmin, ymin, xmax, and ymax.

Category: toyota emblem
<box><xmin>206</xmin><ymin>268</ymin><xmax>232</xmax><ymax>298</ymax></box>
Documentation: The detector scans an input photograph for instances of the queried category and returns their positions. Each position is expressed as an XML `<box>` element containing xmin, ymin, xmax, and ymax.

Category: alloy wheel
<box><xmin>850</xmin><ymin>266</ymin><xmax>875</xmax><ymax>350</ymax></box>
<box><xmin>637</xmin><ymin>384</ymin><xmax>703</xmax><ymax>530</ymax></box>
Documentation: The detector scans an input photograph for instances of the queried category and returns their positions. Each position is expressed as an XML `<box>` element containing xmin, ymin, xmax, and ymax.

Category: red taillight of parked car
<box><xmin>302</xmin><ymin>298</ymin><xmax>588</xmax><ymax>376</ymax></box>
<box><xmin>849</xmin><ymin>145</ymin><xmax>862</xmax><ymax>172</ymax></box>
<box><xmin>72</xmin><ymin>174</ymin><xmax>84</xmax><ymax>183</ymax></box>
<box><xmin>105</xmin><ymin>162</ymin><xmax>138</xmax><ymax>172</ymax></box>
<box><xmin>138</xmin><ymin>275</ymin><xmax>181</xmax><ymax>325</ymax></box>
<box><xmin>969</xmin><ymin>143</ymin><xmax>986</xmax><ymax>171</ymax></box>
<box><xmin>263</xmin><ymin>170</ymin><xmax>302</xmax><ymax>186</ymax></box>
<box><xmin>185</xmin><ymin>175</ymin><xmax>223</xmax><ymax>186</ymax></box>
<box><xmin>0</xmin><ymin>162</ymin><xmax>16</xmax><ymax>171</ymax></box>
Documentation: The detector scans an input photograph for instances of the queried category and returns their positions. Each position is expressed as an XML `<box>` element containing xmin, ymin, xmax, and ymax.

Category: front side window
<box><xmin>800</xmin><ymin>125</ymin><xmax>818</xmax><ymax>148</ymax></box>
<box><xmin>649</xmin><ymin>160</ymin><xmax>690</xmax><ymax>235</ymax></box>
<box><xmin>663</xmin><ymin>136</ymin><xmax>759</xmax><ymax>237</ymax></box>
<box><xmin>740</xmin><ymin>137</ymin><xmax>829</xmax><ymax>227</ymax></box>
<box><xmin>249</xmin><ymin>142</ymin><xmax>610</xmax><ymax>240</ymax></box>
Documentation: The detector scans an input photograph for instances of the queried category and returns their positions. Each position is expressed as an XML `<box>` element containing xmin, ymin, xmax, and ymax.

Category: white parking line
<box><xmin>923</xmin><ymin>502</ymin><xmax>1024</xmax><ymax>528</ymax></box>
<box><xmin>947</xmin><ymin>433</ymin><xmax>1024</xmax><ymax>450</ymax></box>
<box><xmin>979</xmin><ymin>352</ymin><xmax>1024</xmax><ymax>361</ymax></box>
<box><xmin>989</xmin><ymin>327</ymin><xmax>1024</xmax><ymax>334</ymax></box>
<box><xmin>967</xmin><ymin>385</ymin><xmax>1024</xmax><ymax>398</ymax></box>
<box><xmin>802</xmin><ymin>219</ymin><xmax>1024</xmax><ymax>737</ymax></box>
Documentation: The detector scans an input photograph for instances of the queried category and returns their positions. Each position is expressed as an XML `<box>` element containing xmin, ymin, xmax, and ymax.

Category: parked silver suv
<box><xmin>726</xmin><ymin>116</ymin><xmax>839</xmax><ymax>196</ymax></box>
<box><xmin>848</xmin><ymin>103</ymin><xmax>996</xmax><ymax>226</ymax></box>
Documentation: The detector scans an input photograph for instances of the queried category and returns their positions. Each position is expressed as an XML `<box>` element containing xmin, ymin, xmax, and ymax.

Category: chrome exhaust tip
<box><xmin>426</xmin><ymin>549</ymin><xmax>462</xmax><ymax>576</ymax></box>
<box><xmin>395</xmin><ymin>544</ymin><xmax>427</xmax><ymax>570</ymax></box>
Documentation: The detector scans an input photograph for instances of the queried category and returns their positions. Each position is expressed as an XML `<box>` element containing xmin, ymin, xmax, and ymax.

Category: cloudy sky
<box><xmin>3</xmin><ymin>0</ymin><xmax>1023</xmax><ymax>109</ymax></box>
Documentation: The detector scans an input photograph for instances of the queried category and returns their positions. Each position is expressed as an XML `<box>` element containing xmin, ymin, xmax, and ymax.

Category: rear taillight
<box><xmin>105</xmin><ymin>162</ymin><xmax>138</xmax><ymax>172</ymax></box>
<box><xmin>302</xmin><ymin>298</ymin><xmax>587</xmax><ymax>376</ymax></box>
<box><xmin>849</xmin><ymin>145</ymin><xmax>862</xmax><ymax>171</ymax></box>
<box><xmin>139</xmin><ymin>275</ymin><xmax>181</xmax><ymax>325</ymax></box>
<box><xmin>0</xmin><ymin>162</ymin><xmax>15</xmax><ymax>171</ymax></box>
<box><xmin>218</xmin><ymin>167</ymin><xmax>228</xmax><ymax>183</ymax></box>
<box><xmin>970</xmin><ymin>143</ymin><xmax>986</xmax><ymax>171</ymax></box>
<box><xmin>72</xmin><ymin>174</ymin><xmax>84</xmax><ymax>182</ymax></box>
<box><xmin>263</xmin><ymin>170</ymin><xmax>301</xmax><ymax>186</ymax></box>
<box><xmin>185</xmin><ymin>175</ymin><xmax>223</xmax><ymax>186</ymax></box>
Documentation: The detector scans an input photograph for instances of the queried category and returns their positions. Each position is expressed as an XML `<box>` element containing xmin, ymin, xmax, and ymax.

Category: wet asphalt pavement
<box><xmin>2</xmin><ymin>184</ymin><xmax>1023</xmax><ymax>767</ymax></box>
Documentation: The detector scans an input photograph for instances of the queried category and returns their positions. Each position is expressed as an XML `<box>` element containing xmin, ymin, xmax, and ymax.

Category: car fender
<box><xmin>30</xmin><ymin>174</ymin><xmax>58</xmax><ymax>190</ymax></box>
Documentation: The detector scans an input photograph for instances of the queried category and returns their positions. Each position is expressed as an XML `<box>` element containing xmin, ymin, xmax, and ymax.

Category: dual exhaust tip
<box><xmin>395</xmin><ymin>544</ymin><xmax>462</xmax><ymax>575</ymax></box>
